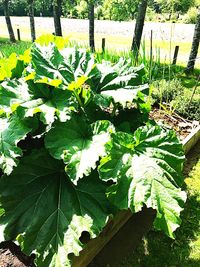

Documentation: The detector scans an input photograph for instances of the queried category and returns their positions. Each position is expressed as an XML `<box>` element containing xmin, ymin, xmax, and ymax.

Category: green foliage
<box><xmin>102</xmin><ymin>0</ymin><xmax>138</xmax><ymax>21</ymax></box>
<box><xmin>99</xmin><ymin>125</ymin><xmax>186</xmax><ymax>238</ymax></box>
<box><xmin>154</xmin><ymin>0</ymin><xmax>195</xmax><ymax>14</ymax></box>
<box><xmin>0</xmin><ymin>37</ymin><xmax>186</xmax><ymax>266</ymax></box>
<box><xmin>0</xmin><ymin>0</ymin><xmax>198</xmax><ymax>20</ymax></box>
<box><xmin>175</xmin><ymin>90</ymin><xmax>200</xmax><ymax>121</ymax></box>
<box><xmin>151</xmin><ymin>78</ymin><xmax>184</xmax><ymax>104</ymax></box>
<box><xmin>121</xmin><ymin>142</ymin><xmax>200</xmax><ymax>267</ymax></box>
<box><xmin>151</xmin><ymin>78</ymin><xmax>200</xmax><ymax>121</ymax></box>
<box><xmin>182</xmin><ymin>7</ymin><xmax>198</xmax><ymax>24</ymax></box>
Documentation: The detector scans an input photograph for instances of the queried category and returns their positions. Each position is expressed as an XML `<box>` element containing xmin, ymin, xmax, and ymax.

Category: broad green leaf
<box><xmin>0</xmin><ymin>79</ymin><xmax>76</xmax><ymax>124</ymax></box>
<box><xmin>99</xmin><ymin>125</ymin><xmax>186</xmax><ymax>238</ymax></box>
<box><xmin>0</xmin><ymin>116</ymin><xmax>31</xmax><ymax>175</ymax></box>
<box><xmin>45</xmin><ymin>116</ymin><xmax>115</xmax><ymax>184</ymax></box>
<box><xmin>113</xmin><ymin>108</ymin><xmax>149</xmax><ymax>133</ymax></box>
<box><xmin>101</xmin><ymin>84</ymin><xmax>149</xmax><ymax>107</ymax></box>
<box><xmin>0</xmin><ymin>149</ymin><xmax>111</xmax><ymax>266</ymax></box>
<box><xmin>94</xmin><ymin>60</ymin><xmax>146</xmax><ymax>93</ymax></box>
<box><xmin>0</xmin><ymin>53</ymin><xmax>24</xmax><ymax>81</ymax></box>
<box><xmin>30</xmin><ymin>44</ymin><xmax>97</xmax><ymax>89</ymax></box>
<box><xmin>0</xmin><ymin>79</ymin><xmax>32</xmax><ymax>114</ymax></box>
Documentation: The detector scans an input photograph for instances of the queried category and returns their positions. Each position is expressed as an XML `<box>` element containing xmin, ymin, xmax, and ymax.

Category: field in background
<box><xmin>0</xmin><ymin>16</ymin><xmax>200</xmax><ymax>68</ymax></box>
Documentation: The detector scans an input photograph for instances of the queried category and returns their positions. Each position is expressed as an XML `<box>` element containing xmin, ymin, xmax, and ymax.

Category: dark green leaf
<box><xmin>45</xmin><ymin>116</ymin><xmax>115</xmax><ymax>184</ymax></box>
<box><xmin>0</xmin><ymin>149</ymin><xmax>111</xmax><ymax>266</ymax></box>
<box><xmin>0</xmin><ymin>116</ymin><xmax>31</xmax><ymax>175</ymax></box>
<box><xmin>99</xmin><ymin>125</ymin><xmax>186</xmax><ymax>238</ymax></box>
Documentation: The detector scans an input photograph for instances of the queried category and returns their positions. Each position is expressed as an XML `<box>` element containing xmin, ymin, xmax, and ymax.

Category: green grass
<box><xmin>0</xmin><ymin>38</ymin><xmax>31</xmax><ymax>57</ymax></box>
<box><xmin>121</xmin><ymin>142</ymin><xmax>200</xmax><ymax>267</ymax></box>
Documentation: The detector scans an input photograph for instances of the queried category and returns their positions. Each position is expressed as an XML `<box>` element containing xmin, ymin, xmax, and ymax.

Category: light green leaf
<box><xmin>45</xmin><ymin>116</ymin><xmax>115</xmax><ymax>184</ymax></box>
<box><xmin>0</xmin><ymin>79</ymin><xmax>75</xmax><ymax>124</ymax></box>
<box><xmin>94</xmin><ymin>60</ymin><xmax>146</xmax><ymax>92</ymax></box>
<box><xmin>101</xmin><ymin>84</ymin><xmax>149</xmax><ymax>107</ymax></box>
<box><xmin>0</xmin><ymin>79</ymin><xmax>32</xmax><ymax>114</ymax></box>
<box><xmin>99</xmin><ymin>125</ymin><xmax>186</xmax><ymax>238</ymax></box>
<box><xmin>0</xmin><ymin>53</ymin><xmax>24</xmax><ymax>81</ymax></box>
<box><xmin>0</xmin><ymin>116</ymin><xmax>31</xmax><ymax>175</ymax></box>
<box><xmin>0</xmin><ymin>149</ymin><xmax>111</xmax><ymax>266</ymax></box>
<box><xmin>31</xmin><ymin>44</ymin><xmax>97</xmax><ymax>88</ymax></box>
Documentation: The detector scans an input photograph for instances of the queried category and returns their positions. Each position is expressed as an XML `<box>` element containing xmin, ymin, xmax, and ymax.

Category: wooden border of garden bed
<box><xmin>72</xmin><ymin>126</ymin><xmax>200</xmax><ymax>267</ymax></box>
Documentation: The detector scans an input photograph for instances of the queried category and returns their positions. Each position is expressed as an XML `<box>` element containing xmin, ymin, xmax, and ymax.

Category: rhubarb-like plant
<box><xmin>0</xmin><ymin>39</ymin><xmax>186</xmax><ymax>266</ymax></box>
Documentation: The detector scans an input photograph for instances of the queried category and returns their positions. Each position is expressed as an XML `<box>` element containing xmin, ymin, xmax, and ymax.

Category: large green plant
<box><xmin>0</xmin><ymin>39</ymin><xmax>186</xmax><ymax>266</ymax></box>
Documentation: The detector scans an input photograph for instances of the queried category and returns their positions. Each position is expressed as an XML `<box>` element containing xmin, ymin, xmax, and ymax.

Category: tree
<box><xmin>185</xmin><ymin>8</ymin><xmax>200</xmax><ymax>73</ymax></box>
<box><xmin>131</xmin><ymin>0</ymin><xmax>148</xmax><ymax>53</ymax></box>
<box><xmin>102</xmin><ymin>0</ymin><xmax>139</xmax><ymax>21</ymax></box>
<box><xmin>3</xmin><ymin>0</ymin><xmax>16</xmax><ymax>42</ymax></box>
<box><xmin>53</xmin><ymin>0</ymin><xmax>63</xmax><ymax>36</ymax></box>
<box><xmin>28</xmin><ymin>0</ymin><xmax>36</xmax><ymax>42</ymax></box>
<box><xmin>88</xmin><ymin>0</ymin><xmax>95</xmax><ymax>51</ymax></box>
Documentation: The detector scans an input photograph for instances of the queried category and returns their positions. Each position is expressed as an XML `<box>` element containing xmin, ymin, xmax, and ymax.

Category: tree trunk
<box><xmin>28</xmin><ymin>0</ymin><xmax>36</xmax><ymax>42</ymax></box>
<box><xmin>131</xmin><ymin>0</ymin><xmax>148</xmax><ymax>53</ymax></box>
<box><xmin>4</xmin><ymin>0</ymin><xmax>16</xmax><ymax>43</ymax></box>
<box><xmin>185</xmin><ymin>9</ymin><xmax>200</xmax><ymax>74</ymax></box>
<box><xmin>88</xmin><ymin>1</ymin><xmax>95</xmax><ymax>52</ymax></box>
<box><xmin>53</xmin><ymin>0</ymin><xmax>63</xmax><ymax>36</ymax></box>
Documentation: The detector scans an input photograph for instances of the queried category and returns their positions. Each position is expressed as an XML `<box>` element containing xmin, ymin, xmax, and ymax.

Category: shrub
<box><xmin>175</xmin><ymin>90</ymin><xmax>200</xmax><ymax>120</ymax></box>
<box><xmin>151</xmin><ymin>78</ymin><xmax>184</xmax><ymax>104</ymax></box>
<box><xmin>182</xmin><ymin>7</ymin><xmax>198</xmax><ymax>24</ymax></box>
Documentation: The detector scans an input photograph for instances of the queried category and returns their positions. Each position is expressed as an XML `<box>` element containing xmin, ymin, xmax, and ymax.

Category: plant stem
<box><xmin>73</xmin><ymin>89</ymin><xmax>84</xmax><ymax>109</ymax></box>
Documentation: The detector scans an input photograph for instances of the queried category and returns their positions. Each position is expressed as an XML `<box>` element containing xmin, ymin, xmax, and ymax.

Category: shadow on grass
<box><xmin>120</xmin><ymin>142</ymin><xmax>200</xmax><ymax>267</ymax></box>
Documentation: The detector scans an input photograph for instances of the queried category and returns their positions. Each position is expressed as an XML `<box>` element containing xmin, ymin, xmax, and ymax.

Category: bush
<box><xmin>182</xmin><ymin>7</ymin><xmax>198</xmax><ymax>24</ymax></box>
<box><xmin>151</xmin><ymin>78</ymin><xmax>184</xmax><ymax>104</ymax></box>
<box><xmin>175</xmin><ymin>90</ymin><xmax>200</xmax><ymax>120</ymax></box>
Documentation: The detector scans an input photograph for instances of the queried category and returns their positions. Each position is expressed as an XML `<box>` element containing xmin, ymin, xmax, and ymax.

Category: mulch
<box><xmin>0</xmin><ymin>241</ymin><xmax>36</xmax><ymax>267</ymax></box>
<box><xmin>150</xmin><ymin>108</ymin><xmax>199</xmax><ymax>141</ymax></box>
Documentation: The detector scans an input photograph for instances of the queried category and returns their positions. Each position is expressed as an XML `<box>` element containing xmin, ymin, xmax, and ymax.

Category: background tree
<box><xmin>102</xmin><ymin>0</ymin><xmax>139</xmax><ymax>21</ymax></box>
<box><xmin>28</xmin><ymin>0</ymin><xmax>36</xmax><ymax>42</ymax></box>
<box><xmin>34</xmin><ymin>0</ymin><xmax>52</xmax><ymax>16</ymax></box>
<box><xmin>88</xmin><ymin>0</ymin><xmax>95</xmax><ymax>51</ymax></box>
<box><xmin>3</xmin><ymin>0</ymin><xmax>16</xmax><ymax>42</ymax></box>
<box><xmin>53</xmin><ymin>0</ymin><xmax>62</xmax><ymax>36</ymax></box>
<box><xmin>131</xmin><ymin>0</ymin><xmax>148</xmax><ymax>53</ymax></box>
<box><xmin>185</xmin><ymin>8</ymin><xmax>200</xmax><ymax>73</ymax></box>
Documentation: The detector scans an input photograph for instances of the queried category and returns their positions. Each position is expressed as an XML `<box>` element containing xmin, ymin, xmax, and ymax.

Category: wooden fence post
<box><xmin>102</xmin><ymin>38</ymin><xmax>105</xmax><ymax>53</ymax></box>
<box><xmin>172</xmin><ymin>46</ymin><xmax>179</xmax><ymax>65</ymax></box>
<box><xmin>17</xmin><ymin>28</ymin><xmax>21</xmax><ymax>41</ymax></box>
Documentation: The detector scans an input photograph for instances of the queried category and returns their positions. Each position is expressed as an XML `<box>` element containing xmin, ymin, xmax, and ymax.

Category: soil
<box><xmin>0</xmin><ymin>241</ymin><xmax>35</xmax><ymax>267</ymax></box>
<box><xmin>150</xmin><ymin>108</ymin><xmax>199</xmax><ymax>141</ymax></box>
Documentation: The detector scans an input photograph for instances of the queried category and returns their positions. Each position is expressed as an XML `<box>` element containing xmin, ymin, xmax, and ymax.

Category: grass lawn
<box><xmin>1</xmin><ymin>16</ymin><xmax>200</xmax><ymax>68</ymax></box>
<box><xmin>0</xmin><ymin>37</ymin><xmax>30</xmax><ymax>57</ymax></box>
<box><xmin>121</xmin><ymin>141</ymin><xmax>200</xmax><ymax>267</ymax></box>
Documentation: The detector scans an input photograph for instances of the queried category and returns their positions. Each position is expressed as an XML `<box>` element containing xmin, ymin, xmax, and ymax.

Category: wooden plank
<box><xmin>182</xmin><ymin>126</ymin><xmax>200</xmax><ymax>155</ymax></box>
<box><xmin>72</xmin><ymin>210</ymin><xmax>132</xmax><ymax>267</ymax></box>
<box><xmin>72</xmin><ymin>128</ymin><xmax>200</xmax><ymax>266</ymax></box>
